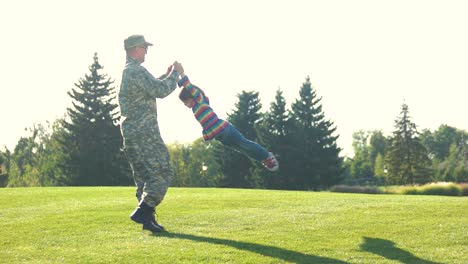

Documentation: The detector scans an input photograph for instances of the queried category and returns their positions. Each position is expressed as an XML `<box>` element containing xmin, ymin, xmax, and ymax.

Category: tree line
<box><xmin>345</xmin><ymin>117</ymin><xmax>467</xmax><ymax>185</ymax></box>
<box><xmin>0</xmin><ymin>54</ymin><xmax>466</xmax><ymax>189</ymax></box>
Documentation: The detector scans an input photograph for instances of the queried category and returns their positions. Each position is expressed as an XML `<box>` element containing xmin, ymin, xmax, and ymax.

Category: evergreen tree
<box><xmin>288</xmin><ymin>76</ymin><xmax>343</xmax><ymax>189</ymax></box>
<box><xmin>0</xmin><ymin>149</ymin><xmax>7</xmax><ymax>187</ymax></box>
<box><xmin>217</xmin><ymin>91</ymin><xmax>264</xmax><ymax>188</ymax></box>
<box><xmin>61</xmin><ymin>53</ymin><xmax>131</xmax><ymax>186</ymax></box>
<box><xmin>256</xmin><ymin>88</ymin><xmax>292</xmax><ymax>189</ymax></box>
<box><xmin>385</xmin><ymin>102</ymin><xmax>431</xmax><ymax>184</ymax></box>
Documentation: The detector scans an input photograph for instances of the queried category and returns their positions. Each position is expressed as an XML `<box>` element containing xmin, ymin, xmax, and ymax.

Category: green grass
<box><xmin>0</xmin><ymin>187</ymin><xmax>466</xmax><ymax>263</ymax></box>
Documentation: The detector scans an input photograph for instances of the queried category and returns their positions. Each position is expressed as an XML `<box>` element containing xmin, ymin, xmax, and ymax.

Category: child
<box><xmin>177</xmin><ymin>74</ymin><xmax>279</xmax><ymax>171</ymax></box>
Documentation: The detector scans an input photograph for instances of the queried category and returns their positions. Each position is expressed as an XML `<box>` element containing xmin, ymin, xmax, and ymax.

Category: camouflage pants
<box><xmin>122</xmin><ymin>124</ymin><xmax>173</xmax><ymax>208</ymax></box>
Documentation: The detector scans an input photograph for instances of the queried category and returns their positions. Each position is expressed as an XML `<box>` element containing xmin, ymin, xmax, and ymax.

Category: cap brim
<box><xmin>145</xmin><ymin>42</ymin><xmax>153</xmax><ymax>47</ymax></box>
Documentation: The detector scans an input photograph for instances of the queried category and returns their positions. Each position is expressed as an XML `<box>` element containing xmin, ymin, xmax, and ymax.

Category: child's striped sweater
<box><xmin>178</xmin><ymin>75</ymin><xmax>229</xmax><ymax>141</ymax></box>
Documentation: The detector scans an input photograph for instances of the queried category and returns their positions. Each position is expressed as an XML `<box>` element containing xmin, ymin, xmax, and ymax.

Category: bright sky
<box><xmin>1</xmin><ymin>0</ymin><xmax>467</xmax><ymax>157</ymax></box>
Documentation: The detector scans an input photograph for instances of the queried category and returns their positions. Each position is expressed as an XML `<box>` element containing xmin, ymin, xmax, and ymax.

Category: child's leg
<box><xmin>216</xmin><ymin>124</ymin><xmax>270</xmax><ymax>161</ymax></box>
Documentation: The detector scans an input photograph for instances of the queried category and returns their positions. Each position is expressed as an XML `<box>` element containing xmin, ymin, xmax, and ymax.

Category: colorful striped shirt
<box><xmin>178</xmin><ymin>75</ymin><xmax>229</xmax><ymax>141</ymax></box>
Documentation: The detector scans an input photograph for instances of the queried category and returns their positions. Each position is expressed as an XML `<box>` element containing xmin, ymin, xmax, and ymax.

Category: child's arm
<box><xmin>177</xmin><ymin>75</ymin><xmax>205</xmax><ymax>104</ymax></box>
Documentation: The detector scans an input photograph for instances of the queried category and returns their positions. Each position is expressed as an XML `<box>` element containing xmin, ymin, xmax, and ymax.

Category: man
<box><xmin>119</xmin><ymin>34</ymin><xmax>184</xmax><ymax>233</ymax></box>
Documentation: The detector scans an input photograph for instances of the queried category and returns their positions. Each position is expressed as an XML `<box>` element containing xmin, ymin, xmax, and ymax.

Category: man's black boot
<box><xmin>130</xmin><ymin>200</ymin><xmax>147</xmax><ymax>224</ymax></box>
<box><xmin>151</xmin><ymin>211</ymin><xmax>165</xmax><ymax>231</ymax></box>
<box><xmin>130</xmin><ymin>199</ymin><xmax>164</xmax><ymax>230</ymax></box>
<box><xmin>131</xmin><ymin>200</ymin><xmax>164</xmax><ymax>232</ymax></box>
<box><xmin>142</xmin><ymin>219</ymin><xmax>163</xmax><ymax>233</ymax></box>
<box><xmin>131</xmin><ymin>201</ymin><xmax>162</xmax><ymax>233</ymax></box>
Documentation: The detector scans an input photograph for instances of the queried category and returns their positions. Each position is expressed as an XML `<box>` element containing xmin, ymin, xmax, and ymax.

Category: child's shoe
<box><xmin>262</xmin><ymin>152</ymin><xmax>279</xmax><ymax>172</ymax></box>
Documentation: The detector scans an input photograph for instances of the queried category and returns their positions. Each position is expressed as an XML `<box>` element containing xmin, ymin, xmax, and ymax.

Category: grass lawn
<box><xmin>0</xmin><ymin>187</ymin><xmax>466</xmax><ymax>263</ymax></box>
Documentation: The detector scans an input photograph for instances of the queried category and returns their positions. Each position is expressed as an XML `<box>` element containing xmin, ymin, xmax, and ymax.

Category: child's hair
<box><xmin>179</xmin><ymin>88</ymin><xmax>193</xmax><ymax>102</ymax></box>
<box><xmin>179</xmin><ymin>85</ymin><xmax>206</xmax><ymax>102</ymax></box>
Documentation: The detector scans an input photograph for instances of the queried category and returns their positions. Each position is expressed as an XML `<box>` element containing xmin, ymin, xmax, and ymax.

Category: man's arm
<box><xmin>139</xmin><ymin>66</ymin><xmax>179</xmax><ymax>99</ymax></box>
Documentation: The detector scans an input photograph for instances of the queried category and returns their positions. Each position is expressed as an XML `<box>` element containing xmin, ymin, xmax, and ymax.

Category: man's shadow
<box><xmin>158</xmin><ymin>232</ymin><xmax>348</xmax><ymax>264</ymax></box>
<box><xmin>360</xmin><ymin>237</ymin><xmax>441</xmax><ymax>264</ymax></box>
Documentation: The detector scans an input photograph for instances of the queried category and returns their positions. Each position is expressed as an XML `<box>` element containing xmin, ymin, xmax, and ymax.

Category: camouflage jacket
<box><xmin>119</xmin><ymin>56</ymin><xmax>179</xmax><ymax>140</ymax></box>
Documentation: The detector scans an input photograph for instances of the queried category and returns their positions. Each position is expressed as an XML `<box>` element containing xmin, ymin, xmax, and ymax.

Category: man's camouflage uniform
<box><xmin>119</xmin><ymin>56</ymin><xmax>179</xmax><ymax>208</ymax></box>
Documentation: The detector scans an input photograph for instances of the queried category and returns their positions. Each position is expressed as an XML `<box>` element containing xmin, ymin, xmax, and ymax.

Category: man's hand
<box><xmin>173</xmin><ymin>61</ymin><xmax>185</xmax><ymax>77</ymax></box>
<box><xmin>165</xmin><ymin>65</ymin><xmax>174</xmax><ymax>76</ymax></box>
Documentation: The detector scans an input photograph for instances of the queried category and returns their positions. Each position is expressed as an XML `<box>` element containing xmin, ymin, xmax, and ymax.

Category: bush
<box><xmin>0</xmin><ymin>174</ymin><xmax>8</xmax><ymax>187</ymax></box>
<box><xmin>330</xmin><ymin>182</ymin><xmax>468</xmax><ymax>196</ymax></box>
<box><xmin>330</xmin><ymin>185</ymin><xmax>383</xmax><ymax>194</ymax></box>
<box><xmin>458</xmin><ymin>183</ymin><xmax>468</xmax><ymax>196</ymax></box>
<box><xmin>399</xmin><ymin>182</ymin><xmax>462</xmax><ymax>196</ymax></box>
<box><xmin>423</xmin><ymin>183</ymin><xmax>460</xmax><ymax>196</ymax></box>
<box><xmin>397</xmin><ymin>186</ymin><xmax>419</xmax><ymax>195</ymax></box>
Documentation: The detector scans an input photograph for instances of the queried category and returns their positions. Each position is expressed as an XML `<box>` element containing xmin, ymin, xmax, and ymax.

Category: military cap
<box><xmin>124</xmin><ymin>35</ymin><xmax>153</xmax><ymax>50</ymax></box>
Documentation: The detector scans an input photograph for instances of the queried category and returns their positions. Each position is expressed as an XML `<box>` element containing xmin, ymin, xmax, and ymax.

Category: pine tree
<box><xmin>385</xmin><ymin>102</ymin><xmax>431</xmax><ymax>184</ymax></box>
<box><xmin>0</xmin><ymin>149</ymin><xmax>8</xmax><ymax>187</ymax></box>
<box><xmin>217</xmin><ymin>91</ymin><xmax>264</xmax><ymax>188</ymax></box>
<box><xmin>61</xmin><ymin>53</ymin><xmax>131</xmax><ymax>186</ymax></box>
<box><xmin>260</xmin><ymin>89</ymin><xmax>290</xmax><ymax>139</ymax></box>
<box><xmin>288</xmin><ymin>76</ymin><xmax>343</xmax><ymax>189</ymax></box>
<box><xmin>256</xmin><ymin>88</ymin><xmax>292</xmax><ymax>189</ymax></box>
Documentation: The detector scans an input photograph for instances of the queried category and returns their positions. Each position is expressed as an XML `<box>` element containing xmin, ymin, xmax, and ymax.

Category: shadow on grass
<box><xmin>158</xmin><ymin>232</ymin><xmax>348</xmax><ymax>264</ymax></box>
<box><xmin>360</xmin><ymin>237</ymin><xmax>441</xmax><ymax>264</ymax></box>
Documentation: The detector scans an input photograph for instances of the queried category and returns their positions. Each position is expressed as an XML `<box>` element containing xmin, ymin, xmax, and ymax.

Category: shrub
<box><xmin>398</xmin><ymin>186</ymin><xmax>420</xmax><ymax>195</ymax></box>
<box><xmin>0</xmin><ymin>174</ymin><xmax>8</xmax><ymax>187</ymax></box>
<box><xmin>458</xmin><ymin>183</ymin><xmax>468</xmax><ymax>196</ymax></box>
<box><xmin>399</xmin><ymin>182</ymin><xmax>462</xmax><ymax>196</ymax></box>
<box><xmin>422</xmin><ymin>183</ymin><xmax>460</xmax><ymax>196</ymax></box>
<box><xmin>330</xmin><ymin>182</ymin><xmax>467</xmax><ymax>196</ymax></box>
<box><xmin>330</xmin><ymin>185</ymin><xmax>383</xmax><ymax>194</ymax></box>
